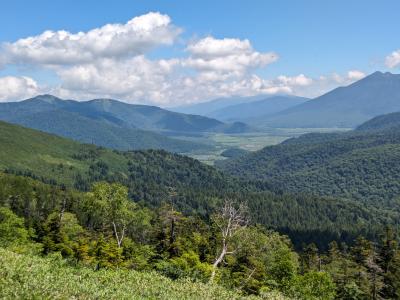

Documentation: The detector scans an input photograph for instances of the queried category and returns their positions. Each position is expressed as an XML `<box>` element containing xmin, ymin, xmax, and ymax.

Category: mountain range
<box><xmin>171</xmin><ymin>95</ymin><xmax>309</xmax><ymax>123</ymax></box>
<box><xmin>170</xmin><ymin>95</ymin><xmax>267</xmax><ymax>115</ymax></box>
<box><xmin>174</xmin><ymin>72</ymin><xmax>400</xmax><ymax>129</ymax></box>
<box><xmin>206</xmin><ymin>95</ymin><xmax>309</xmax><ymax>122</ymax></box>
<box><xmin>0</xmin><ymin>95</ymin><xmax>252</xmax><ymax>153</ymax></box>
<box><xmin>253</xmin><ymin>71</ymin><xmax>400</xmax><ymax>128</ymax></box>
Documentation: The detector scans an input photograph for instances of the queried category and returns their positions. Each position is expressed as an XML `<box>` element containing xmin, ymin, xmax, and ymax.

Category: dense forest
<box><xmin>218</xmin><ymin>126</ymin><xmax>400</xmax><ymax>208</ymax></box>
<box><xmin>2</xmin><ymin>120</ymin><xmax>400</xmax><ymax>298</ymax></box>
<box><xmin>1</xmin><ymin>121</ymin><xmax>397</xmax><ymax>249</ymax></box>
<box><xmin>1</xmin><ymin>172</ymin><xmax>400</xmax><ymax>299</ymax></box>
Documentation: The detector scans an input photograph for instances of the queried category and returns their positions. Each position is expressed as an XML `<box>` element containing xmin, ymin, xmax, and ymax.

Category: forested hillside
<box><xmin>0</xmin><ymin>95</ymin><xmax>251</xmax><ymax>153</ymax></box>
<box><xmin>356</xmin><ymin>111</ymin><xmax>400</xmax><ymax>131</ymax></box>
<box><xmin>0</xmin><ymin>95</ymin><xmax>215</xmax><ymax>153</ymax></box>
<box><xmin>0</xmin><ymin>120</ymin><xmax>396</xmax><ymax>249</ymax></box>
<box><xmin>218</xmin><ymin>119</ymin><xmax>400</xmax><ymax>207</ymax></box>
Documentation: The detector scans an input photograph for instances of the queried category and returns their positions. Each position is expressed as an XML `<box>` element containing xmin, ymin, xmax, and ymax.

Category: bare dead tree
<box><xmin>210</xmin><ymin>199</ymin><xmax>249</xmax><ymax>283</ymax></box>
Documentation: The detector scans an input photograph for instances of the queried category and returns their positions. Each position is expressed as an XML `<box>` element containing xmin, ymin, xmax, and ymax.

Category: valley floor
<box><xmin>179</xmin><ymin>128</ymin><xmax>350</xmax><ymax>165</ymax></box>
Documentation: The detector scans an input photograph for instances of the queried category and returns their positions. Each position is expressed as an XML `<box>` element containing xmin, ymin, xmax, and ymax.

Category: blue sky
<box><xmin>0</xmin><ymin>0</ymin><xmax>399</xmax><ymax>105</ymax></box>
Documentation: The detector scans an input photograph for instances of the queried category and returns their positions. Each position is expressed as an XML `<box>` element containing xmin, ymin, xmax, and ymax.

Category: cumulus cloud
<box><xmin>49</xmin><ymin>35</ymin><xmax>280</xmax><ymax>105</ymax></box>
<box><xmin>0</xmin><ymin>11</ymin><xmax>370</xmax><ymax>105</ymax></box>
<box><xmin>285</xmin><ymin>70</ymin><xmax>366</xmax><ymax>98</ymax></box>
<box><xmin>0</xmin><ymin>76</ymin><xmax>40</xmax><ymax>101</ymax></box>
<box><xmin>1</xmin><ymin>12</ymin><xmax>181</xmax><ymax>66</ymax></box>
<box><xmin>184</xmin><ymin>37</ymin><xmax>278</xmax><ymax>78</ymax></box>
<box><xmin>347</xmin><ymin>70</ymin><xmax>366</xmax><ymax>81</ymax></box>
<box><xmin>385</xmin><ymin>50</ymin><xmax>400</xmax><ymax>68</ymax></box>
<box><xmin>56</xmin><ymin>56</ymin><xmax>180</xmax><ymax>104</ymax></box>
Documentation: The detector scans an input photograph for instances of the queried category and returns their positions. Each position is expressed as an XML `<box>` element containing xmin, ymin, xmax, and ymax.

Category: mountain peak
<box><xmin>29</xmin><ymin>94</ymin><xmax>62</xmax><ymax>104</ymax></box>
<box><xmin>365</xmin><ymin>71</ymin><xmax>394</xmax><ymax>79</ymax></box>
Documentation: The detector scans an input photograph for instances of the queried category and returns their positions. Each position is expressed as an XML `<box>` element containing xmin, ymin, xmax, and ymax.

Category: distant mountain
<box><xmin>217</xmin><ymin>117</ymin><xmax>400</xmax><ymax>206</ymax></box>
<box><xmin>255</xmin><ymin>72</ymin><xmax>400</xmax><ymax>128</ymax></box>
<box><xmin>170</xmin><ymin>95</ymin><xmax>268</xmax><ymax>116</ymax></box>
<box><xmin>0</xmin><ymin>95</ymin><xmax>254</xmax><ymax>152</ymax></box>
<box><xmin>0</xmin><ymin>95</ymin><xmax>212</xmax><ymax>153</ymax></box>
<box><xmin>207</xmin><ymin>96</ymin><xmax>309</xmax><ymax>122</ymax></box>
<box><xmin>356</xmin><ymin>111</ymin><xmax>400</xmax><ymax>131</ymax></box>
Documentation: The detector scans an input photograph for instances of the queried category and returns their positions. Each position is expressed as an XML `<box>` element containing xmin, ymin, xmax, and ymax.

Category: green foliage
<box><xmin>0</xmin><ymin>206</ymin><xmax>29</xmax><ymax>247</ymax></box>
<box><xmin>291</xmin><ymin>271</ymin><xmax>336</xmax><ymax>300</ymax></box>
<box><xmin>156</xmin><ymin>250</ymin><xmax>212</xmax><ymax>282</ymax></box>
<box><xmin>0</xmin><ymin>248</ymin><xmax>264</xmax><ymax>300</ymax></box>
<box><xmin>219</xmin><ymin>127</ymin><xmax>400</xmax><ymax>208</ymax></box>
<box><xmin>2</xmin><ymin>120</ymin><xmax>394</xmax><ymax>249</ymax></box>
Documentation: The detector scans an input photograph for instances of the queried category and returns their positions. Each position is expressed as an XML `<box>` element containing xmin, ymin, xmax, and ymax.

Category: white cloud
<box><xmin>1</xmin><ymin>12</ymin><xmax>181</xmax><ymax>66</ymax></box>
<box><xmin>275</xmin><ymin>74</ymin><xmax>313</xmax><ymax>87</ymax></box>
<box><xmin>385</xmin><ymin>50</ymin><xmax>400</xmax><ymax>68</ymax></box>
<box><xmin>48</xmin><ymin>35</ymin><xmax>280</xmax><ymax>105</ymax></box>
<box><xmin>54</xmin><ymin>56</ymin><xmax>180</xmax><ymax>104</ymax></box>
<box><xmin>0</xmin><ymin>76</ymin><xmax>40</xmax><ymax>101</ymax></box>
<box><xmin>184</xmin><ymin>36</ymin><xmax>278</xmax><ymax>78</ymax></box>
<box><xmin>347</xmin><ymin>70</ymin><xmax>366</xmax><ymax>81</ymax></box>
<box><xmin>0</xmin><ymin>12</ymin><xmax>370</xmax><ymax>106</ymax></box>
<box><xmin>284</xmin><ymin>70</ymin><xmax>366</xmax><ymax>98</ymax></box>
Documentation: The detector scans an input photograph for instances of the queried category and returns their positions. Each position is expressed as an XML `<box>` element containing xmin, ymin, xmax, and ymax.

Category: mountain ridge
<box><xmin>0</xmin><ymin>95</ymin><xmax>254</xmax><ymax>152</ymax></box>
<box><xmin>254</xmin><ymin>71</ymin><xmax>400</xmax><ymax>128</ymax></box>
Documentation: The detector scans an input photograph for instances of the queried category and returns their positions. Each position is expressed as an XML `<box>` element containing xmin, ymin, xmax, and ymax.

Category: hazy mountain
<box><xmin>0</xmin><ymin>95</ymin><xmax>215</xmax><ymax>152</ymax></box>
<box><xmin>0</xmin><ymin>95</ymin><xmax>256</xmax><ymax>151</ymax></box>
<box><xmin>0</xmin><ymin>94</ymin><xmax>251</xmax><ymax>134</ymax></box>
<box><xmin>255</xmin><ymin>71</ymin><xmax>400</xmax><ymax>128</ymax></box>
<box><xmin>207</xmin><ymin>95</ymin><xmax>309</xmax><ymax>122</ymax></box>
<box><xmin>170</xmin><ymin>95</ymin><xmax>268</xmax><ymax>116</ymax></box>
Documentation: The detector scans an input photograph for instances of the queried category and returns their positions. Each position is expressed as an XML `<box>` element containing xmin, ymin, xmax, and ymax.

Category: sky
<box><xmin>0</xmin><ymin>0</ymin><xmax>399</xmax><ymax>106</ymax></box>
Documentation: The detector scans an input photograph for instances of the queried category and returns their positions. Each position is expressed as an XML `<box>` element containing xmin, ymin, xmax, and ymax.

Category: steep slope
<box><xmin>0</xmin><ymin>120</ymin><xmax>396</xmax><ymax>247</ymax></box>
<box><xmin>218</xmin><ymin>124</ymin><xmax>400</xmax><ymax>206</ymax></box>
<box><xmin>208</xmin><ymin>96</ymin><xmax>309</xmax><ymax>122</ymax></box>
<box><xmin>256</xmin><ymin>72</ymin><xmax>400</xmax><ymax>128</ymax></box>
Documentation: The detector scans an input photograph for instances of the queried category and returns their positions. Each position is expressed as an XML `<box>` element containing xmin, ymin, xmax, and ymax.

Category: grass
<box><xmin>0</xmin><ymin>121</ymin><xmax>129</xmax><ymax>186</ymax></box>
<box><xmin>180</xmin><ymin>128</ymin><xmax>348</xmax><ymax>165</ymax></box>
<box><xmin>0</xmin><ymin>248</ymin><xmax>287</xmax><ymax>300</ymax></box>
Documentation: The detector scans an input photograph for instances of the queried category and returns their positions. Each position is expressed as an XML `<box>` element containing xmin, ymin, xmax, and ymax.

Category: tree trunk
<box><xmin>210</xmin><ymin>242</ymin><xmax>227</xmax><ymax>283</ymax></box>
<box><xmin>112</xmin><ymin>221</ymin><xmax>125</xmax><ymax>248</ymax></box>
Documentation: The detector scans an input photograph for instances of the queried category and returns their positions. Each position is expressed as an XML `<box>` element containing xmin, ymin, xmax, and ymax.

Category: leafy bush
<box><xmin>0</xmin><ymin>248</ymin><xmax>273</xmax><ymax>299</ymax></box>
